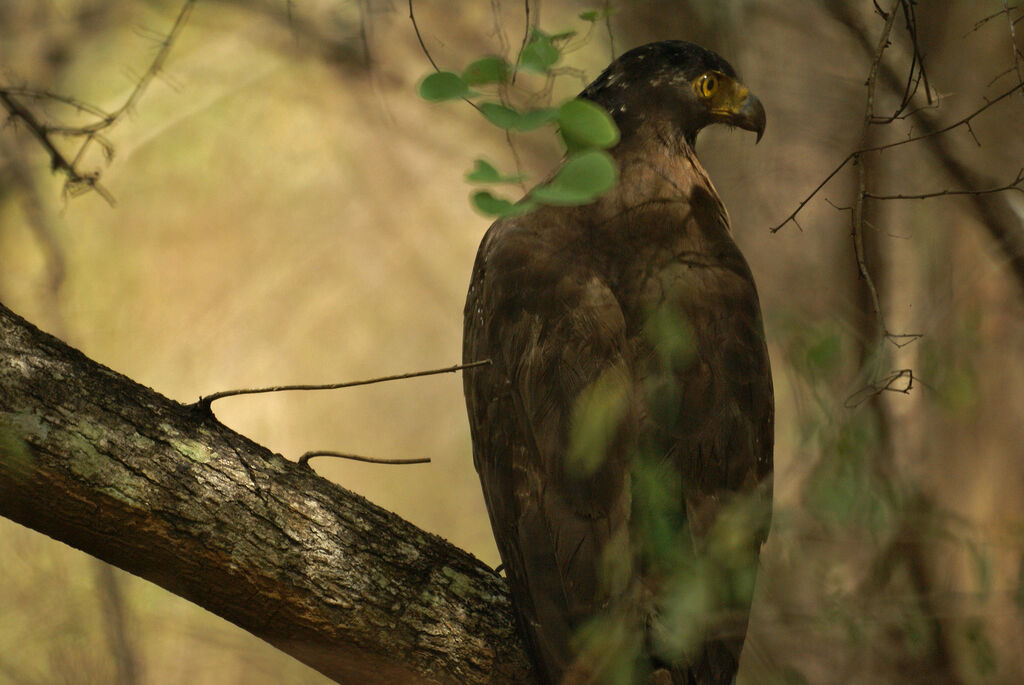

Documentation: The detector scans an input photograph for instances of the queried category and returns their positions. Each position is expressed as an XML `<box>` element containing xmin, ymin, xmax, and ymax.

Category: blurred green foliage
<box><xmin>566</xmin><ymin>367</ymin><xmax>630</xmax><ymax>478</ymax></box>
<box><xmin>563</xmin><ymin>306</ymin><xmax>770</xmax><ymax>682</ymax></box>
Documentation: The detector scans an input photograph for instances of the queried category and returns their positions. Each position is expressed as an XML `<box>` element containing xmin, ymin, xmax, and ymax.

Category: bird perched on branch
<box><xmin>464</xmin><ymin>41</ymin><xmax>773</xmax><ymax>685</ymax></box>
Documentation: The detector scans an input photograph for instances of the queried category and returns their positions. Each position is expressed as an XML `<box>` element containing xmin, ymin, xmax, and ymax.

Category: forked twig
<box><xmin>770</xmin><ymin>80</ymin><xmax>1024</xmax><ymax>234</ymax></box>
<box><xmin>0</xmin><ymin>0</ymin><xmax>197</xmax><ymax>203</ymax></box>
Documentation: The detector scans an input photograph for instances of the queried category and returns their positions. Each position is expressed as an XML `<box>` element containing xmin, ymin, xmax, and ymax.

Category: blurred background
<box><xmin>2</xmin><ymin>1</ymin><xmax>1023</xmax><ymax>683</ymax></box>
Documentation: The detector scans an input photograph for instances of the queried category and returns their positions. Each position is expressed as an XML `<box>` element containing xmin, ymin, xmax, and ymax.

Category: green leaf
<box><xmin>567</xmin><ymin>368</ymin><xmax>630</xmax><ymax>477</ymax></box>
<box><xmin>418</xmin><ymin>71</ymin><xmax>475</xmax><ymax>101</ymax></box>
<box><xmin>465</xmin><ymin>159</ymin><xmax>525</xmax><ymax>184</ymax></box>
<box><xmin>478</xmin><ymin>102</ymin><xmax>520</xmax><ymax>129</ymax></box>
<box><xmin>462</xmin><ymin>56</ymin><xmax>511</xmax><ymax>85</ymax></box>
<box><xmin>558</xmin><ymin>98</ymin><xmax>620</xmax><ymax>152</ymax></box>
<box><xmin>515</xmin><ymin>107</ymin><xmax>559</xmax><ymax>130</ymax></box>
<box><xmin>471</xmin><ymin>191</ymin><xmax>538</xmax><ymax>217</ymax></box>
<box><xmin>805</xmin><ymin>334</ymin><xmax>841</xmax><ymax>373</ymax></box>
<box><xmin>479</xmin><ymin>102</ymin><xmax>558</xmax><ymax>131</ymax></box>
<box><xmin>530</xmin><ymin>150</ymin><xmax>617</xmax><ymax>206</ymax></box>
<box><xmin>580</xmin><ymin>7</ymin><xmax>617</xmax><ymax>22</ymax></box>
<box><xmin>964</xmin><ymin>618</ymin><xmax>997</xmax><ymax>676</ymax></box>
<box><xmin>518</xmin><ymin>29</ymin><xmax>560</xmax><ymax>74</ymax></box>
<box><xmin>549</xmin><ymin>30</ymin><xmax>578</xmax><ymax>42</ymax></box>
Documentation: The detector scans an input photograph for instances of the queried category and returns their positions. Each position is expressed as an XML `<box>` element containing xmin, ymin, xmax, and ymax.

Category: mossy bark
<box><xmin>0</xmin><ymin>301</ymin><xmax>535</xmax><ymax>685</ymax></box>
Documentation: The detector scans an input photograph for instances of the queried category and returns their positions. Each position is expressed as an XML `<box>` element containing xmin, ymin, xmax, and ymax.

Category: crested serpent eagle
<box><xmin>463</xmin><ymin>41</ymin><xmax>773</xmax><ymax>685</ymax></box>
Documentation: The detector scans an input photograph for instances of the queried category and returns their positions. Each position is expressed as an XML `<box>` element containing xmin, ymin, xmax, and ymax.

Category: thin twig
<box><xmin>408</xmin><ymin>0</ymin><xmax>440</xmax><ymax>71</ymax></box>
<box><xmin>298</xmin><ymin>451</ymin><xmax>430</xmax><ymax>467</ymax></box>
<box><xmin>1007</xmin><ymin>0</ymin><xmax>1024</xmax><ymax>93</ymax></box>
<box><xmin>0</xmin><ymin>86</ymin><xmax>112</xmax><ymax>119</ymax></box>
<box><xmin>866</xmin><ymin>80</ymin><xmax>1022</xmax><ymax>152</ymax></box>
<box><xmin>0</xmin><ymin>88</ymin><xmax>114</xmax><ymax>203</ymax></box>
<box><xmin>196</xmin><ymin>359</ymin><xmax>492</xmax><ymax>410</ymax></box>
<box><xmin>490</xmin><ymin>0</ymin><xmax>511</xmax><ymax>63</ymax></box>
<box><xmin>0</xmin><ymin>0</ymin><xmax>196</xmax><ymax>203</ymax></box>
<box><xmin>603</xmin><ymin>0</ymin><xmax>616</xmax><ymax>60</ymax></box>
<box><xmin>770</xmin><ymin>80</ymin><xmax>1024</xmax><ymax>233</ymax></box>
<box><xmin>511</xmin><ymin>0</ymin><xmax>531</xmax><ymax>85</ymax></box>
<box><xmin>68</xmin><ymin>0</ymin><xmax>196</xmax><ymax>172</ymax></box>
<box><xmin>407</xmin><ymin>0</ymin><xmax>481</xmax><ymax>114</ymax></box>
<box><xmin>966</xmin><ymin>2</ymin><xmax>1021</xmax><ymax>35</ymax></box>
<box><xmin>901</xmin><ymin>0</ymin><xmax>933</xmax><ymax>104</ymax></box>
<box><xmin>845</xmin><ymin>369</ymin><xmax>915</xmax><ymax>408</ymax></box>
<box><xmin>864</xmin><ymin>169</ymin><xmax>1024</xmax><ymax>199</ymax></box>
<box><xmin>850</xmin><ymin>0</ymin><xmax>901</xmax><ymax>338</ymax></box>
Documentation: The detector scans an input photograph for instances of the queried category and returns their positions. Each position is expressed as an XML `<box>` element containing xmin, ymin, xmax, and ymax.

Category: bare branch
<box><xmin>845</xmin><ymin>368</ymin><xmax>916</xmax><ymax>408</ymax></box>
<box><xmin>408</xmin><ymin>0</ymin><xmax>441</xmax><ymax>72</ymax></box>
<box><xmin>864</xmin><ymin>168</ymin><xmax>1024</xmax><ymax>200</ymax></box>
<box><xmin>196</xmin><ymin>360</ymin><xmax>492</xmax><ymax>411</ymax></box>
<box><xmin>770</xmin><ymin>80</ymin><xmax>1024</xmax><ymax>233</ymax></box>
<box><xmin>603</xmin><ymin>0</ymin><xmax>617</xmax><ymax>60</ymax></box>
<box><xmin>510</xmin><ymin>0</ymin><xmax>532</xmax><ymax>85</ymax></box>
<box><xmin>298</xmin><ymin>452</ymin><xmax>431</xmax><ymax>467</ymax></box>
<box><xmin>849</xmin><ymin>0</ymin><xmax>902</xmax><ymax>338</ymax></box>
<box><xmin>1007</xmin><ymin>0</ymin><xmax>1024</xmax><ymax>93</ymax></box>
<box><xmin>0</xmin><ymin>88</ymin><xmax>114</xmax><ymax>203</ymax></box>
<box><xmin>96</xmin><ymin>0</ymin><xmax>196</xmax><ymax>137</ymax></box>
<box><xmin>966</xmin><ymin>2</ymin><xmax>1021</xmax><ymax>35</ymax></box>
<box><xmin>0</xmin><ymin>0</ymin><xmax>197</xmax><ymax>203</ymax></box>
<box><xmin>0</xmin><ymin>302</ymin><xmax>534</xmax><ymax>685</ymax></box>
<box><xmin>0</xmin><ymin>86</ymin><xmax>112</xmax><ymax>119</ymax></box>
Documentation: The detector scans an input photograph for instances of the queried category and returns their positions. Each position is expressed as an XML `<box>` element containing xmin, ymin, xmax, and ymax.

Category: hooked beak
<box><xmin>733</xmin><ymin>92</ymin><xmax>766</xmax><ymax>143</ymax></box>
<box><xmin>711</xmin><ymin>80</ymin><xmax>766</xmax><ymax>143</ymax></box>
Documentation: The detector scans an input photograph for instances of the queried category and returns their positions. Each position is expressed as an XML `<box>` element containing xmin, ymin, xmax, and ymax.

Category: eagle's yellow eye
<box><xmin>697</xmin><ymin>73</ymin><xmax>718</xmax><ymax>98</ymax></box>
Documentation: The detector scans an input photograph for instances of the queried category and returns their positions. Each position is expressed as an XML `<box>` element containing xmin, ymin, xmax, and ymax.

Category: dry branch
<box><xmin>0</xmin><ymin>301</ymin><xmax>535</xmax><ymax>685</ymax></box>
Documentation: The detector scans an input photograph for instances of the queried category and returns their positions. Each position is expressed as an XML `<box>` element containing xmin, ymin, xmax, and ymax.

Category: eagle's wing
<box><xmin>463</xmin><ymin>211</ymin><xmax>635</xmax><ymax>682</ymax></box>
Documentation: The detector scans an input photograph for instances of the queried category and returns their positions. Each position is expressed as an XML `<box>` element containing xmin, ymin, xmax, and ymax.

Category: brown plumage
<box><xmin>463</xmin><ymin>42</ymin><xmax>773</xmax><ymax>685</ymax></box>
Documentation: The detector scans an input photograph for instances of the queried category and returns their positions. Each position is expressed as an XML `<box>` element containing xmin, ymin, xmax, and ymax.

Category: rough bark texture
<box><xmin>0</xmin><ymin>301</ymin><xmax>536</xmax><ymax>685</ymax></box>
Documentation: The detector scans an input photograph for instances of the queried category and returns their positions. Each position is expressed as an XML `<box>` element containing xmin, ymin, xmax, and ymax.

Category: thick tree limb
<box><xmin>0</xmin><ymin>301</ymin><xmax>535</xmax><ymax>685</ymax></box>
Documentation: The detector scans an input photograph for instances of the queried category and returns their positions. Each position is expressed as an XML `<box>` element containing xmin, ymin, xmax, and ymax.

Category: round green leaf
<box><xmin>462</xmin><ymin>57</ymin><xmax>511</xmax><ymax>85</ymax></box>
<box><xmin>418</xmin><ymin>71</ymin><xmax>474</xmax><ymax>102</ymax></box>
<box><xmin>549</xmin><ymin>30</ymin><xmax>578</xmax><ymax>42</ymax></box>
<box><xmin>518</xmin><ymin>29</ymin><xmax>559</xmax><ymax>74</ymax></box>
<box><xmin>471</xmin><ymin>191</ymin><xmax>538</xmax><ymax>217</ymax></box>
<box><xmin>579</xmin><ymin>8</ymin><xmax>616</xmax><ymax>22</ymax></box>
<box><xmin>466</xmin><ymin>159</ymin><xmax>502</xmax><ymax>183</ymax></box>
<box><xmin>806</xmin><ymin>334</ymin><xmax>841</xmax><ymax>373</ymax></box>
<box><xmin>479</xmin><ymin>103</ymin><xmax>558</xmax><ymax>131</ymax></box>
<box><xmin>530</xmin><ymin>150</ymin><xmax>617</xmax><ymax>206</ymax></box>
<box><xmin>465</xmin><ymin>159</ymin><xmax>525</xmax><ymax>184</ymax></box>
<box><xmin>479</xmin><ymin>102</ymin><xmax>520</xmax><ymax>129</ymax></box>
<box><xmin>513</xmin><ymin>107</ymin><xmax>559</xmax><ymax>131</ymax></box>
<box><xmin>558</xmin><ymin>98</ymin><xmax>620</xmax><ymax>151</ymax></box>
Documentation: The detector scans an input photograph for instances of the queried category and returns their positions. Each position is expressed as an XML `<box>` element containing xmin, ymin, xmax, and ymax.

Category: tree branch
<box><xmin>0</xmin><ymin>0</ymin><xmax>197</xmax><ymax>204</ymax></box>
<box><xmin>0</xmin><ymin>301</ymin><xmax>535</xmax><ymax>685</ymax></box>
<box><xmin>863</xmin><ymin>167</ymin><xmax>1024</xmax><ymax>199</ymax></box>
<box><xmin>770</xmin><ymin>79</ymin><xmax>1024</xmax><ymax>234</ymax></box>
<box><xmin>849</xmin><ymin>0</ymin><xmax>901</xmax><ymax>340</ymax></box>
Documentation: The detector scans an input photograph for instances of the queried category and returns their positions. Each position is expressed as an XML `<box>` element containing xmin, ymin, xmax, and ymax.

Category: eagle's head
<box><xmin>580</xmin><ymin>41</ymin><xmax>766</xmax><ymax>147</ymax></box>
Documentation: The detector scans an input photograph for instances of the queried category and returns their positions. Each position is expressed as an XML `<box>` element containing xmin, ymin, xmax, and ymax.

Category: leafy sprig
<box><xmin>418</xmin><ymin>14</ymin><xmax>621</xmax><ymax>218</ymax></box>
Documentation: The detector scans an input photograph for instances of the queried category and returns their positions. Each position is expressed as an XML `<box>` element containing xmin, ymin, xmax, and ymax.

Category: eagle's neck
<box><xmin>580</xmin><ymin>118</ymin><xmax>732</xmax><ymax>260</ymax></box>
<box><xmin>607</xmin><ymin>118</ymin><xmax>720</xmax><ymax>208</ymax></box>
